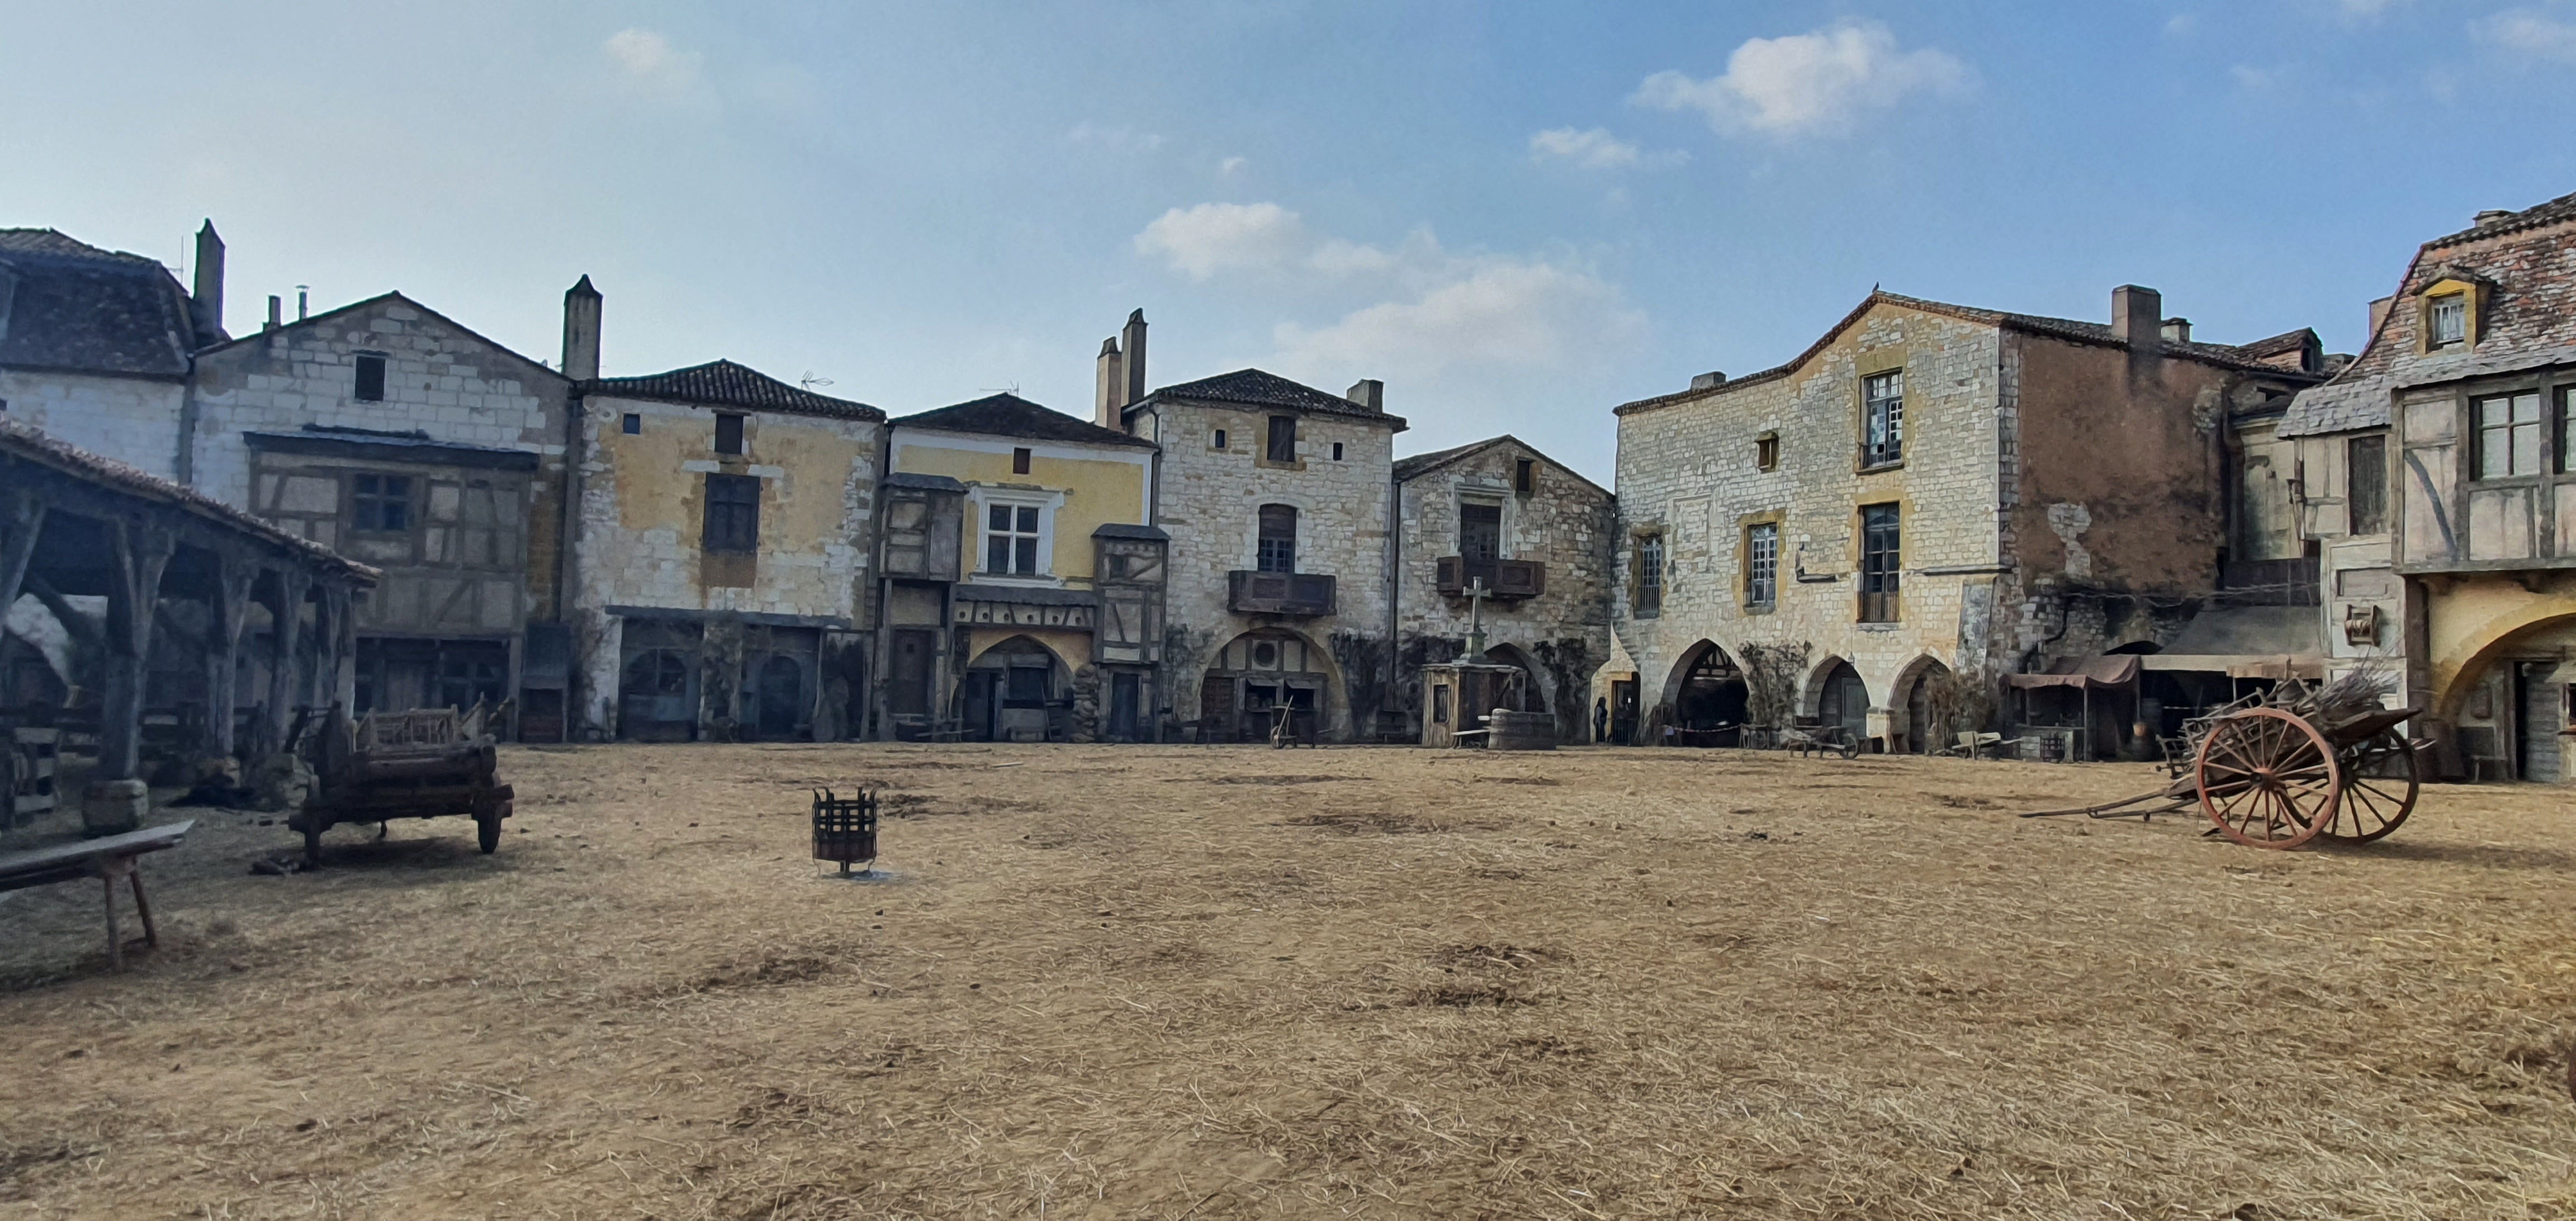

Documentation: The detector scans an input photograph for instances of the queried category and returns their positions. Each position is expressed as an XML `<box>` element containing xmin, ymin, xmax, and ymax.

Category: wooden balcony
<box><xmin>1228</xmin><ymin>570</ymin><xmax>1336</xmax><ymax>616</ymax></box>
<box><xmin>1434</xmin><ymin>557</ymin><xmax>1545</xmax><ymax>599</ymax></box>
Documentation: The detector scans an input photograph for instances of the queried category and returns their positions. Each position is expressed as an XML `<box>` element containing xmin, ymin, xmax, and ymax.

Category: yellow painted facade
<box><xmin>585</xmin><ymin>402</ymin><xmax>874</xmax><ymax>613</ymax></box>
<box><xmin>2421</xmin><ymin>571</ymin><xmax>2576</xmax><ymax>720</ymax></box>
<box><xmin>887</xmin><ymin>433</ymin><xmax>1152</xmax><ymax>588</ymax></box>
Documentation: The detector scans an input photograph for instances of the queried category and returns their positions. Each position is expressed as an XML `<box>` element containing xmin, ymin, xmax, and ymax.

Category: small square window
<box><xmin>1333</xmin><ymin>442</ymin><xmax>1345</xmax><ymax>462</ymax></box>
<box><xmin>1212</xmin><ymin>428</ymin><xmax>1228</xmax><ymax>450</ymax></box>
<box><xmin>1012</xmin><ymin>447</ymin><xmax>1032</xmax><ymax>475</ymax></box>
<box><xmin>352</xmin><ymin>474</ymin><xmax>411</xmax><ymax>533</ymax></box>
<box><xmin>1755</xmin><ymin>434</ymin><xmax>1779</xmax><ymax>471</ymax></box>
<box><xmin>621</xmin><ymin>413</ymin><xmax>641</xmax><ymax>435</ymax></box>
<box><xmin>714</xmin><ymin>413</ymin><xmax>745</xmax><ymax>455</ymax></box>
<box><xmin>354</xmin><ymin>353</ymin><xmax>387</xmax><ymax>403</ymax></box>
<box><xmin>2429</xmin><ymin>294</ymin><xmax>2467</xmax><ymax>348</ymax></box>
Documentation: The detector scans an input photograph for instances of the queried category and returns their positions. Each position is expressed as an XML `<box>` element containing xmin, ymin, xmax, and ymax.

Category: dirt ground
<box><xmin>1</xmin><ymin>743</ymin><xmax>2573</xmax><ymax>1219</ymax></box>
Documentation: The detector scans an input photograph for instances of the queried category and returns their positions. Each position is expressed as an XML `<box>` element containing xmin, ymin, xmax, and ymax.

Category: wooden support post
<box><xmin>266</xmin><ymin>567</ymin><xmax>309</xmax><ymax>751</ymax></box>
<box><xmin>206</xmin><ymin>556</ymin><xmax>257</xmax><ymax>759</ymax></box>
<box><xmin>97</xmin><ymin>519</ymin><xmax>176</xmax><ymax>783</ymax></box>
<box><xmin>0</xmin><ymin>488</ymin><xmax>44</xmax><ymax>619</ymax></box>
<box><xmin>102</xmin><ymin>869</ymin><xmax>122</xmax><ymax>972</ymax></box>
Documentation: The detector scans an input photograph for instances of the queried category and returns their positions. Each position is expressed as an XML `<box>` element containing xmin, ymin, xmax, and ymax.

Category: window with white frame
<box><xmin>2475</xmin><ymin>391</ymin><xmax>2542</xmax><ymax>479</ymax></box>
<box><xmin>2429</xmin><ymin>294</ymin><xmax>2468</xmax><ymax>348</ymax></box>
<box><xmin>1863</xmin><ymin>371</ymin><xmax>1904</xmax><ymax>467</ymax></box>
<box><xmin>1745</xmin><ymin>522</ymin><xmax>1778</xmax><ymax>607</ymax></box>
<box><xmin>984</xmin><ymin>502</ymin><xmax>1044</xmax><ymax>575</ymax></box>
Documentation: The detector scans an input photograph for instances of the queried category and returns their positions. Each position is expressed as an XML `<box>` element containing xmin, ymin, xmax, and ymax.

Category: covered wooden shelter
<box><xmin>1</xmin><ymin>419</ymin><xmax>376</xmax><ymax>823</ymax></box>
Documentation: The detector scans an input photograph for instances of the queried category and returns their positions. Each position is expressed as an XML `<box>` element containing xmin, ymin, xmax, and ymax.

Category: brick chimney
<box><xmin>1093</xmin><ymin>337</ymin><xmax>1124</xmax><ymax>428</ymax></box>
<box><xmin>561</xmin><ymin>275</ymin><xmax>602</xmax><ymax>382</ymax></box>
<box><xmin>2160</xmin><ymin>318</ymin><xmax>2191</xmax><ymax>344</ymax></box>
<box><xmin>2475</xmin><ymin>209</ymin><xmax>2516</xmax><ymax>227</ymax></box>
<box><xmin>2368</xmin><ymin>295</ymin><xmax>2394</xmax><ymax>337</ymax></box>
<box><xmin>1347</xmin><ymin>378</ymin><xmax>1383</xmax><ymax>411</ymax></box>
<box><xmin>2111</xmin><ymin>285</ymin><xmax>2163</xmax><ymax>349</ymax></box>
<box><xmin>1120</xmin><ymin>309</ymin><xmax>1148</xmax><ymax>408</ymax></box>
<box><xmin>1689</xmin><ymin>371</ymin><xmax>1726</xmax><ymax>391</ymax></box>
<box><xmin>190</xmin><ymin>220</ymin><xmax>225</xmax><ymax>342</ymax></box>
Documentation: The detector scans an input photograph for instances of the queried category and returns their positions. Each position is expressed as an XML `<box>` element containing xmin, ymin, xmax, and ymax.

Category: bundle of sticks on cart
<box><xmin>2021</xmin><ymin>664</ymin><xmax>2422</xmax><ymax>850</ymax></box>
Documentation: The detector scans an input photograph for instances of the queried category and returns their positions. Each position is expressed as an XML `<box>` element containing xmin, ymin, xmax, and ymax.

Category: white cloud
<box><xmin>1133</xmin><ymin>202</ymin><xmax>1308</xmax><ymax>279</ymax></box>
<box><xmin>2339</xmin><ymin>0</ymin><xmax>2408</xmax><ymax>15</ymax></box>
<box><xmin>1528</xmin><ymin>126</ymin><xmax>1687</xmax><ymax>169</ymax></box>
<box><xmin>2164</xmin><ymin>13</ymin><xmax>2198</xmax><ymax>36</ymax></box>
<box><xmin>1308</xmin><ymin>236</ymin><xmax>1401</xmax><ymax>276</ymax></box>
<box><xmin>1272</xmin><ymin>257</ymin><xmax>1645</xmax><ymax>382</ymax></box>
<box><xmin>1218</xmin><ymin>155</ymin><xmax>1248</xmax><ymax>176</ymax></box>
<box><xmin>2476</xmin><ymin>7</ymin><xmax>2576</xmax><ymax>61</ymax></box>
<box><xmin>1067</xmin><ymin>122</ymin><xmax>1166</xmax><ymax>154</ymax></box>
<box><xmin>1632</xmin><ymin>20</ymin><xmax>1971</xmax><ymax>137</ymax></box>
<box><xmin>604</xmin><ymin>28</ymin><xmax>701</xmax><ymax>92</ymax></box>
<box><xmin>2231</xmin><ymin>63</ymin><xmax>2285</xmax><ymax>91</ymax></box>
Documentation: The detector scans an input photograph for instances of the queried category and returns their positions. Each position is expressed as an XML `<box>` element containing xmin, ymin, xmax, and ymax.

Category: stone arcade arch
<box><xmin>1892</xmin><ymin>654</ymin><xmax>1953</xmax><ymax>754</ymax></box>
<box><xmin>961</xmin><ymin>634</ymin><xmax>1076</xmax><ymax>743</ymax></box>
<box><xmin>1806</xmin><ymin>657</ymin><xmax>1871</xmax><ymax>743</ymax></box>
<box><xmin>1481</xmin><ymin>642</ymin><xmax>1550</xmax><ymax>715</ymax></box>
<box><xmin>1660</xmin><ymin>640</ymin><xmax>1749</xmax><ymax>742</ymax></box>
<box><xmin>1196</xmin><ymin>627</ymin><xmax>1341</xmax><ymax>744</ymax></box>
<box><xmin>2435</xmin><ymin>608</ymin><xmax>2576</xmax><ymax>784</ymax></box>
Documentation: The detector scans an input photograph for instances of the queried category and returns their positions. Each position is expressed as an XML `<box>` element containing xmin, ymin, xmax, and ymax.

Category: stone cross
<box><xmin>1465</xmin><ymin>576</ymin><xmax>1490</xmax><ymax>659</ymax></box>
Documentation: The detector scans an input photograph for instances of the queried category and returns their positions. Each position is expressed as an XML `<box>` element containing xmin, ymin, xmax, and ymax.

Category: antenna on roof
<box><xmin>977</xmin><ymin>384</ymin><xmax>1020</xmax><ymax>396</ymax></box>
<box><xmin>799</xmin><ymin>372</ymin><xmax>834</xmax><ymax>390</ymax></box>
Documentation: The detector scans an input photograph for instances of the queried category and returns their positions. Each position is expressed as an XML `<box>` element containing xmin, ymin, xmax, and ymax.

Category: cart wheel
<box><xmin>2318</xmin><ymin>729</ymin><xmax>2419</xmax><ymax>844</ymax></box>
<box><xmin>1835</xmin><ymin>731</ymin><xmax>1860</xmax><ymax>760</ymax></box>
<box><xmin>477</xmin><ymin>811</ymin><xmax>501</xmax><ymax>854</ymax></box>
<box><xmin>2195</xmin><ymin>708</ymin><xmax>2342</xmax><ymax>850</ymax></box>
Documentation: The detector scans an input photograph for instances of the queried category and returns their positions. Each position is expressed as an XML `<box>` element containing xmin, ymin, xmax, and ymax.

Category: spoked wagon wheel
<box><xmin>2194</xmin><ymin>708</ymin><xmax>2343</xmax><ymax>850</ymax></box>
<box><xmin>2317</xmin><ymin>729</ymin><xmax>2419</xmax><ymax>843</ymax></box>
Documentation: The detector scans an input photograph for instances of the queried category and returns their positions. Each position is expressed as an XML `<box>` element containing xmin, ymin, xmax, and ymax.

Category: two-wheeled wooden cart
<box><xmin>2025</xmin><ymin>688</ymin><xmax>2421</xmax><ymax>850</ymax></box>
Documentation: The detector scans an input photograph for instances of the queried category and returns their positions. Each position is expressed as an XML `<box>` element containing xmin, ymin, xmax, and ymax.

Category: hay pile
<box><xmin>0</xmin><ymin>743</ymin><xmax>2569</xmax><ymax>1218</ymax></box>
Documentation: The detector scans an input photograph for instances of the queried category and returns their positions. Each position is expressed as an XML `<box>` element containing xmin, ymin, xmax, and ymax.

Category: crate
<box><xmin>812</xmin><ymin>788</ymin><xmax>879</xmax><ymax>873</ymax></box>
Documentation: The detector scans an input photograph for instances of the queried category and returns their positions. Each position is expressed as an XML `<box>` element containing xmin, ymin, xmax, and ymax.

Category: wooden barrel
<box><xmin>1486</xmin><ymin>709</ymin><xmax>1556</xmax><ymax>751</ymax></box>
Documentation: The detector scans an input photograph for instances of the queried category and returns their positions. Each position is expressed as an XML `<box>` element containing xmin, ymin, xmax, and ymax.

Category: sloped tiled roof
<box><xmin>1393</xmin><ymin>433</ymin><xmax>1612</xmax><ymax>500</ymax></box>
<box><xmin>0</xmin><ymin>417</ymin><xmax>377</xmax><ymax>580</ymax></box>
<box><xmin>2282</xmin><ymin>189</ymin><xmax>2576</xmax><ymax>438</ymax></box>
<box><xmin>587</xmin><ymin>359</ymin><xmax>883</xmax><ymax>421</ymax></box>
<box><xmin>0</xmin><ymin>228</ymin><xmax>214</xmax><ymax>378</ymax></box>
<box><xmin>2235</xmin><ymin>328</ymin><xmax>2321</xmax><ymax>365</ymax></box>
<box><xmin>893</xmin><ymin>392</ymin><xmax>1154</xmax><ymax>448</ymax></box>
<box><xmin>1149</xmin><ymin>368</ymin><xmax>1408</xmax><ymax>427</ymax></box>
<box><xmin>1616</xmin><ymin>290</ymin><xmax>2324</xmax><ymax>417</ymax></box>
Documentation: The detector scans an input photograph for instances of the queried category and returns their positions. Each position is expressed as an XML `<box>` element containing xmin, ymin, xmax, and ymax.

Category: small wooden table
<box><xmin>0</xmin><ymin>820</ymin><xmax>193</xmax><ymax>971</ymax></box>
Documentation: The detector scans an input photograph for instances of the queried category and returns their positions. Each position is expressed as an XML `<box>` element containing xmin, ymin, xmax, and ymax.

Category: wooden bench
<box><xmin>0</xmin><ymin>820</ymin><xmax>193</xmax><ymax>971</ymax></box>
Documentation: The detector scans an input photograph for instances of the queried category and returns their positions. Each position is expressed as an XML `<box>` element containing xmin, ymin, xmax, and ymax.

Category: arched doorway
<box><xmin>962</xmin><ymin>636</ymin><xmax>1069</xmax><ymax>742</ymax></box>
<box><xmin>1200</xmin><ymin>629</ymin><xmax>1333</xmax><ymax>743</ymax></box>
<box><xmin>1484</xmin><ymin>643</ymin><xmax>1548</xmax><ymax>714</ymax></box>
<box><xmin>1900</xmin><ymin>657</ymin><xmax>1952</xmax><ymax>754</ymax></box>
<box><xmin>1813</xmin><ymin>659</ymin><xmax>1870</xmax><ymax>742</ymax></box>
<box><xmin>2440</xmin><ymin>612</ymin><xmax>2576</xmax><ymax>783</ymax></box>
<box><xmin>1664</xmin><ymin>641</ymin><xmax>1748</xmax><ymax>744</ymax></box>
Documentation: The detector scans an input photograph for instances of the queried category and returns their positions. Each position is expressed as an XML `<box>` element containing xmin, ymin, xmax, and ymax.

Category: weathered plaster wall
<box><xmin>1394</xmin><ymin>442</ymin><xmax>1614</xmax><ymax>739</ymax></box>
<box><xmin>1152</xmin><ymin>398</ymin><xmax>1397</xmax><ymax>738</ymax></box>
<box><xmin>1609</xmin><ymin>305</ymin><xmax>2004</xmax><ymax>746</ymax></box>
<box><xmin>0</xmin><ymin>370</ymin><xmax>184</xmax><ymax>478</ymax></box>
<box><xmin>2006</xmin><ymin>335</ymin><xmax>2234</xmax><ymax>593</ymax></box>
<box><xmin>571</xmin><ymin>394</ymin><xmax>879</xmax><ymax>737</ymax></box>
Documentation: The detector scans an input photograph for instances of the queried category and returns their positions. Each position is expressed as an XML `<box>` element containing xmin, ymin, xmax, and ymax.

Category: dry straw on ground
<box><xmin>1</xmin><ymin>743</ymin><xmax>2571</xmax><ymax>1218</ymax></box>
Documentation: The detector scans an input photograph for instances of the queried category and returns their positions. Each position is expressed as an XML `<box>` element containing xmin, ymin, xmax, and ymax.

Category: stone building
<box><xmin>1390</xmin><ymin>435</ymin><xmax>1615</xmax><ymax>742</ymax></box>
<box><xmin>567</xmin><ymin>282</ymin><xmax>884</xmax><ymax>744</ymax></box>
<box><xmin>1109</xmin><ymin>328</ymin><xmax>1404</xmax><ymax>742</ymax></box>
<box><xmin>1606</xmin><ymin>286</ymin><xmax>2326</xmax><ymax>757</ymax></box>
<box><xmin>878</xmin><ymin>392</ymin><xmax>1162</xmax><ymax>741</ymax></box>
<box><xmin>187</xmin><ymin>288</ymin><xmax>575</xmax><ymax>739</ymax></box>
<box><xmin>0</xmin><ymin>224</ymin><xmax>228</xmax><ymax>477</ymax></box>
<box><xmin>2283</xmin><ymin>191</ymin><xmax>2576</xmax><ymax>783</ymax></box>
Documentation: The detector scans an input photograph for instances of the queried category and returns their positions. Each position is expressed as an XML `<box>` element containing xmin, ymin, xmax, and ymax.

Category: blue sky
<box><xmin>7</xmin><ymin>1</ymin><xmax>2574</xmax><ymax>480</ymax></box>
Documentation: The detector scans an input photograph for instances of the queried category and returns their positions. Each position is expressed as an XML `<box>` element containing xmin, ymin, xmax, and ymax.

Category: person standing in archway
<box><xmin>1593</xmin><ymin>697</ymin><xmax>1608</xmax><ymax>744</ymax></box>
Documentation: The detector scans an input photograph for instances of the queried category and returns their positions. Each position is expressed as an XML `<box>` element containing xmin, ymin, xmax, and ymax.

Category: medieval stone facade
<box><xmin>1392</xmin><ymin>436</ymin><xmax>1616</xmax><ymax>742</ymax></box>
<box><xmin>1120</xmin><ymin>367</ymin><xmax>1403</xmax><ymax>742</ymax></box>
<box><xmin>1606</xmin><ymin>287</ymin><xmax>2324</xmax><ymax>756</ymax></box>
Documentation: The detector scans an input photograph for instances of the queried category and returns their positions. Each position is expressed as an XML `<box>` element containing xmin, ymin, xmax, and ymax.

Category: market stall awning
<box><xmin>2138</xmin><ymin>654</ymin><xmax>2326</xmax><ymax>680</ymax></box>
<box><xmin>2005</xmin><ymin>655</ymin><xmax>2142</xmax><ymax>690</ymax></box>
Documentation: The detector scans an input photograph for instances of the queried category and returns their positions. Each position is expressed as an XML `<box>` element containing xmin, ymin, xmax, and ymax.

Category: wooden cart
<box><xmin>2025</xmin><ymin>680</ymin><xmax>2421</xmax><ymax>850</ymax></box>
<box><xmin>291</xmin><ymin>702</ymin><xmax>514</xmax><ymax>865</ymax></box>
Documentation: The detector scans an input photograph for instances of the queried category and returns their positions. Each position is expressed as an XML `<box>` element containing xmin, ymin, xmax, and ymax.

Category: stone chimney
<box><xmin>190</xmin><ymin>220</ymin><xmax>224</xmax><ymax>341</ymax></box>
<box><xmin>2368</xmin><ymin>295</ymin><xmax>2394</xmax><ymax>337</ymax></box>
<box><xmin>1093</xmin><ymin>337</ymin><xmax>1124</xmax><ymax>428</ymax></box>
<box><xmin>2475</xmin><ymin>209</ymin><xmax>2516</xmax><ymax>227</ymax></box>
<box><xmin>561</xmin><ymin>275</ymin><xmax>602</xmax><ymax>382</ymax></box>
<box><xmin>2161</xmin><ymin>318</ymin><xmax>2191</xmax><ymax>345</ymax></box>
<box><xmin>1347</xmin><ymin>378</ymin><xmax>1384</xmax><ymax>411</ymax></box>
<box><xmin>2110</xmin><ymin>285</ymin><xmax>2163</xmax><ymax>349</ymax></box>
<box><xmin>1689</xmin><ymin>371</ymin><xmax>1726</xmax><ymax>391</ymax></box>
<box><xmin>1120</xmin><ymin>309</ymin><xmax>1148</xmax><ymax>408</ymax></box>
<box><xmin>265</xmin><ymin>295</ymin><xmax>282</xmax><ymax>333</ymax></box>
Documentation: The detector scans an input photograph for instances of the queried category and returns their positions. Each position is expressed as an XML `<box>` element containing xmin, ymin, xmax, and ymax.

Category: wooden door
<box><xmin>889</xmin><ymin>630</ymin><xmax>934</xmax><ymax>716</ymax></box>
